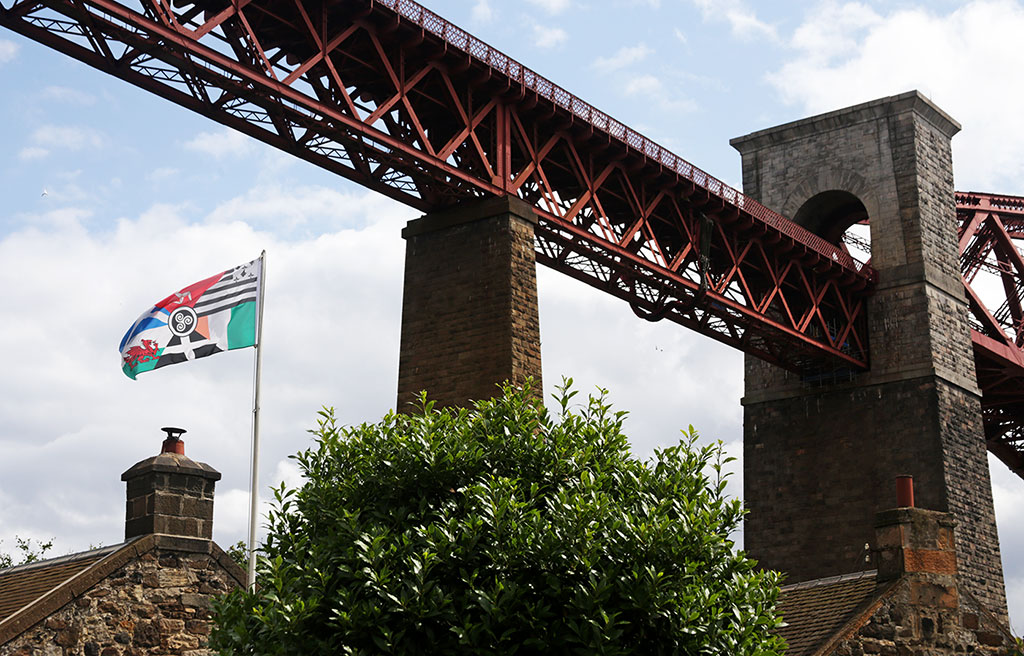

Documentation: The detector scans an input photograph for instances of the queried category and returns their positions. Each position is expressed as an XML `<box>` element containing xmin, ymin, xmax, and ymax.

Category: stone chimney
<box><xmin>121</xmin><ymin>427</ymin><xmax>221</xmax><ymax>540</ymax></box>
<box><xmin>875</xmin><ymin>506</ymin><xmax>958</xmax><ymax>581</ymax></box>
<box><xmin>874</xmin><ymin>476</ymin><xmax>960</xmax><ymax>616</ymax></box>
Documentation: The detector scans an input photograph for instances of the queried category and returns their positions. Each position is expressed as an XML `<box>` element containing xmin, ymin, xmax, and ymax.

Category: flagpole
<box><xmin>247</xmin><ymin>250</ymin><xmax>266</xmax><ymax>590</ymax></box>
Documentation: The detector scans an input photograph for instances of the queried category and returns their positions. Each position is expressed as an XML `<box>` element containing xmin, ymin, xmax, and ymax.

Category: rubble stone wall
<box><xmin>0</xmin><ymin>539</ymin><xmax>243</xmax><ymax>656</ymax></box>
<box><xmin>828</xmin><ymin>578</ymin><xmax>1017</xmax><ymax>656</ymax></box>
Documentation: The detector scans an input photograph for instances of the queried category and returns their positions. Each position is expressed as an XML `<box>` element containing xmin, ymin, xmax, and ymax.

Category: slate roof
<box><xmin>0</xmin><ymin>533</ymin><xmax>245</xmax><ymax>649</ymax></box>
<box><xmin>776</xmin><ymin>570</ymin><xmax>889</xmax><ymax>656</ymax></box>
<box><xmin>0</xmin><ymin>543</ymin><xmax>125</xmax><ymax>623</ymax></box>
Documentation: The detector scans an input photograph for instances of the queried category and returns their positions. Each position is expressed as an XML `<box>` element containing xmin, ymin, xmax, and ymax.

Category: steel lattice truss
<box><xmin>0</xmin><ymin>0</ymin><xmax>878</xmax><ymax>375</ymax></box>
<box><xmin>6</xmin><ymin>0</ymin><xmax>1021</xmax><ymax>475</ymax></box>
<box><xmin>959</xmin><ymin>192</ymin><xmax>1024</xmax><ymax>477</ymax></box>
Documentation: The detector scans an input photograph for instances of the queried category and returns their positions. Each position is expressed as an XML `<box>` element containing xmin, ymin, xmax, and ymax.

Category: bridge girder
<box><xmin>3</xmin><ymin>0</ymin><xmax>1022</xmax><ymax>474</ymax></box>
<box><xmin>959</xmin><ymin>191</ymin><xmax>1024</xmax><ymax>477</ymax></box>
<box><xmin>0</xmin><ymin>0</ymin><xmax>876</xmax><ymax>375</ymax></box>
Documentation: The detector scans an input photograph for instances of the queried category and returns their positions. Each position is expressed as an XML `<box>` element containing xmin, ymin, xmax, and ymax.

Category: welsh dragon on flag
<box><xmin>119</xmin><ymin>257</ymin><xmax>262</xmax><ymax>379</ymax></box>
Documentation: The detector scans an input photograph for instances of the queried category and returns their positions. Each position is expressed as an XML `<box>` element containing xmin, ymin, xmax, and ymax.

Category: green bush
<box><xmin>0</xmin><ymin>536</ymin><xmax>53</xmax><ymax>568</ymax></box>
<box><xmin>212</xmin><ymin>381</ymin><xmax>783</xmax><ymax>655</ymax></box>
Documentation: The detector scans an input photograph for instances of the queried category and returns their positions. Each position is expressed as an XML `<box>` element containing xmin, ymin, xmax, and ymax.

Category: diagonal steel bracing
<box><xmin>0</xmin><ymin>0</ymin><xmax>877</xmax><ymax>377</ymax></box>
<box><xmin>4</xmin><ymin>0</ymin><xmax>1023</xmax><ymax>476</ymax></box>
<box><xmin>959</xmin><ymin>191</ymin><xmax>1024</xmax><ymax>478</ymax></box>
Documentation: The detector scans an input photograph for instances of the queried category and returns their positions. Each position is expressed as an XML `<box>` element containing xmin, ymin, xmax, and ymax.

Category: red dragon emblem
<box><xmin>123</xmin><ymin>339</ymin><xmax>160</xmax><ymax>367</ymax></box>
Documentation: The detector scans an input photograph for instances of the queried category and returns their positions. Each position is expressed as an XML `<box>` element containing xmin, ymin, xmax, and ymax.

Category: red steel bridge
<box><xmin>0</xmin><ymin>0</ymin><xmax>1021</xmax><ymax>477</ymax></box>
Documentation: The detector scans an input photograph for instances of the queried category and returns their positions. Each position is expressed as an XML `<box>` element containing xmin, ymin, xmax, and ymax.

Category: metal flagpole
<box><xmin>247</xmin><ymin>250</ymin><xmax>266</xmax><ymax>590</ymax></box>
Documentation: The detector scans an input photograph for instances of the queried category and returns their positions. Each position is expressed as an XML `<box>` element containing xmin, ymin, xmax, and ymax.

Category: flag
<box><xmin>119</xmin><ymin>257</ymin><xmax>262</xmax><ymax>379</ymax></box>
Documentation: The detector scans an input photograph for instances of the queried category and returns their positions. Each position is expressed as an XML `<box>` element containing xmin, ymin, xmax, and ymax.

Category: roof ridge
<box><xmin>0</xmin><ymin>536</ymin><xmax>158</xmax><ymax>647</ymax></box>
<box><xmin>0</xmin><ymin>541</ymin><xmax>132</xmax><ymax>577</ymax></box>
<box><xmin>781</xmin><ymin>569</ymin><xmax>877</xmax><ymax>592</ymax></box>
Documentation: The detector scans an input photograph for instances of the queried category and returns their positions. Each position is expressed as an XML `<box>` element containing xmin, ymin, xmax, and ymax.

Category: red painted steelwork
<box><xmin>0</xmin><ymin>0</ymin><xmax>876</xmax><ymax>375</ymax></box>
<box><xmin>958</xmin><ymin>191</ymin><xmax>1024</xmax><ymax>478</ymax></box>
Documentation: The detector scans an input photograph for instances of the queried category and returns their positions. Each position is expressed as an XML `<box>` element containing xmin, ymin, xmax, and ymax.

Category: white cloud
<box><xmin>623</xmin><ymin>73</ymin><xmax>698</xmax><ymax>113</ymax></box>
<box><xmin>183</xmin><ymin>128</ymin><xmax>255</xmax><ymax>159</ymax></box>
<box><xmin>1008</xmin><ymin>575</ymin><xmax>1024</xmax><ymax>636</ymax></box>
<box><xmin>593</xmin><ymin>43</ymin><xmax>653</xmax><ymax>72</ymax></box>
<box><xmin>146</xmin><ymin>167</ymin><xmax>178</xmax><ymax>182</ymax></box>
<box><xmin>213</xmin><ymin>488</ymin><xmax>255</xmax><ymax>539</ymax></box>
<box><xmin>273</xmin><ymin>459</ymin><xmax>305</xmax><ymax>491</ymax></box>
<box><xmin>24</xmin><ymin>124</ymin><xmax>104</xmax><ymax>154</ymax></box>
<box><xmin>789</xmin><ymin>2</ymin><xmax>882</xmax><ymax>62</ymax></box>
<box><xmin>992</xmin><ymin>462</ymin><xmax>1024</xmax><ymax>528</ymax></box>
<box><xmin>532</xmin><ymin>24</ymin><xmax>568</xmax><ymax>49</ymax></box>
<box><xmin>527</xmin><ymin>0</ymin><xmax>570</xmax><ymax>14</ymax></box>
<box><xmin>214</xmin><ymin>456</ymin><xmax>304</xmax><ymax>544</ymax></box>
<box><xmin>991</xmin><ymin>455</ymin><xmax>1024</xmax><ymax>635</ymax></box>
<box><xmin>624</xmin><ymin>73</ymin><xmax>662</xmax><ymax>96</ymax></box>
<box><xmin>0</xmin><ymin>185</ymin><xmax>414</xmax><ymax>555</ymax></box>
<box><xmin>0</xmin><ymin>40</ymin><xmax>16</xmax><ymax>64</ymax></box>
<box><xmin>766</xmin><ymin>0</ymin><xmax>1024</xmax><ymax>191</ymax></box>
<box><xmin>206</xmin><ymin>184</ymin><xmax>401</xmax><ymax>238</ymax></box>
<box><xmin>18</xmin><ymin>147</ymin><xmax>49</xmax><ymax>161</ymax></box>
<box><xmin>537</xmin><ymin>267</ymin><xmax>744</xmax><ymax>463</ymax></box>
<box><xmin>689</xmin><ymin>0</ymin><xmax>777</xmax><ymax>41</ymax></box>
<box><xmin>39</xmin><ymin>86</ymin><xmax>96</xmax><ymax>105</ymax></box>
<box><xmin>471</xmin><ymin>0</ymin><xmax>493</xmax><ymax>23</ymax></box>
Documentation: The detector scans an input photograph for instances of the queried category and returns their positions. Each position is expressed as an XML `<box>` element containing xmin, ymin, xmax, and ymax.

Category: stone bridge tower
<box><xmin>730</xmin><ymin>91</ymin><xmax>1008</xmax><ymax>621</ymax></box>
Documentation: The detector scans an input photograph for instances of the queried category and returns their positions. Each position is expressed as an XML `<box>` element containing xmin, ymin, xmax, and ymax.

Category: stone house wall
<box><xmin>827</xmin><ymin>579</ymin><xmax>1017</xmax><ymax>655</ymax></box>
<box><xmin>0</xmin><ymin>536</ymin><xmax>243</xmax><ymax>656</ymax></box>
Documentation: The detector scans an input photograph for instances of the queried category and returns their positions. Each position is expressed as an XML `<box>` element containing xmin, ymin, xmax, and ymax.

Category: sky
<box><xmin>0</xmin><ymin>0</ymin><xmax>1022</xmax><ymax>634</ymax></box>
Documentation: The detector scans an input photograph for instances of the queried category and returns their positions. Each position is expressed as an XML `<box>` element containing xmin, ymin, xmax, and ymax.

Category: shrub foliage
<box><xmin>212</xmin><ymin>382</ymin><xmax>783</xmax><ymax>655</ymax></box>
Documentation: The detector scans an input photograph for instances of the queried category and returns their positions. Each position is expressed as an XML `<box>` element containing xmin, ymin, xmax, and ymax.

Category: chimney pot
<box><xmin>896</xmin><ymin>475</ymin><xmax>914</xmax><ymax>508</ymax></box>
<box><xmin>161</xmin><ymin>427</ymin><xmax>186</xmax><ymax>455</ymax></box>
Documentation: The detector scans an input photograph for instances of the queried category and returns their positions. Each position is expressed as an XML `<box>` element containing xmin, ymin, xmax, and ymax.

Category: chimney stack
<box><xmin>875</xmin><ymin>476</ymin><xmax>957</xmax><ymax>588</ymax></box>
<box><xmin>121</xmin><ymin>427</ymin><xmax>221</xmax><ymax>540</ymax></box>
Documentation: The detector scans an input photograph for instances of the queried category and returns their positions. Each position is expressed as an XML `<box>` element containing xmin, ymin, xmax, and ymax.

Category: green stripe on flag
<box><xmin>226</xmin><ymin>302</ymin><xmax>257</xmax><ymax>350</ymax></box>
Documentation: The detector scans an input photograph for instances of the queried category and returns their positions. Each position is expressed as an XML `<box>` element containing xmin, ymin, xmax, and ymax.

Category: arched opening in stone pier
<box><xmin>792</xmin><ymin>189</ymin><xmax>872</xmax><ymax>265</ymax></box>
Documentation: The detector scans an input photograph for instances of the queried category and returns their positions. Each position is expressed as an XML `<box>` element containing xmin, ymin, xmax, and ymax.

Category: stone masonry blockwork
<box><xmin>826</xmin><ymin>579</ymin><xmax>1015</xmax><ymax>656</ymax></box>
<box><xmin>122</xmin><ymin>453</ymin><xmax>221</xmax><ymax>542</ymax></box>
<box><xmin>731</xmin><ymin>91</ymin><xmax>1008</xmax><ymax>622</ymax></box>
<box><xmin>0</xmin><ymin>544</ymin><xmax>243</xmax><ymax>656</ymax></box>
<box><xmin>397</xmin><ymin>196</ymin><xmax>542</xmax><ymax>410</ymax></box>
